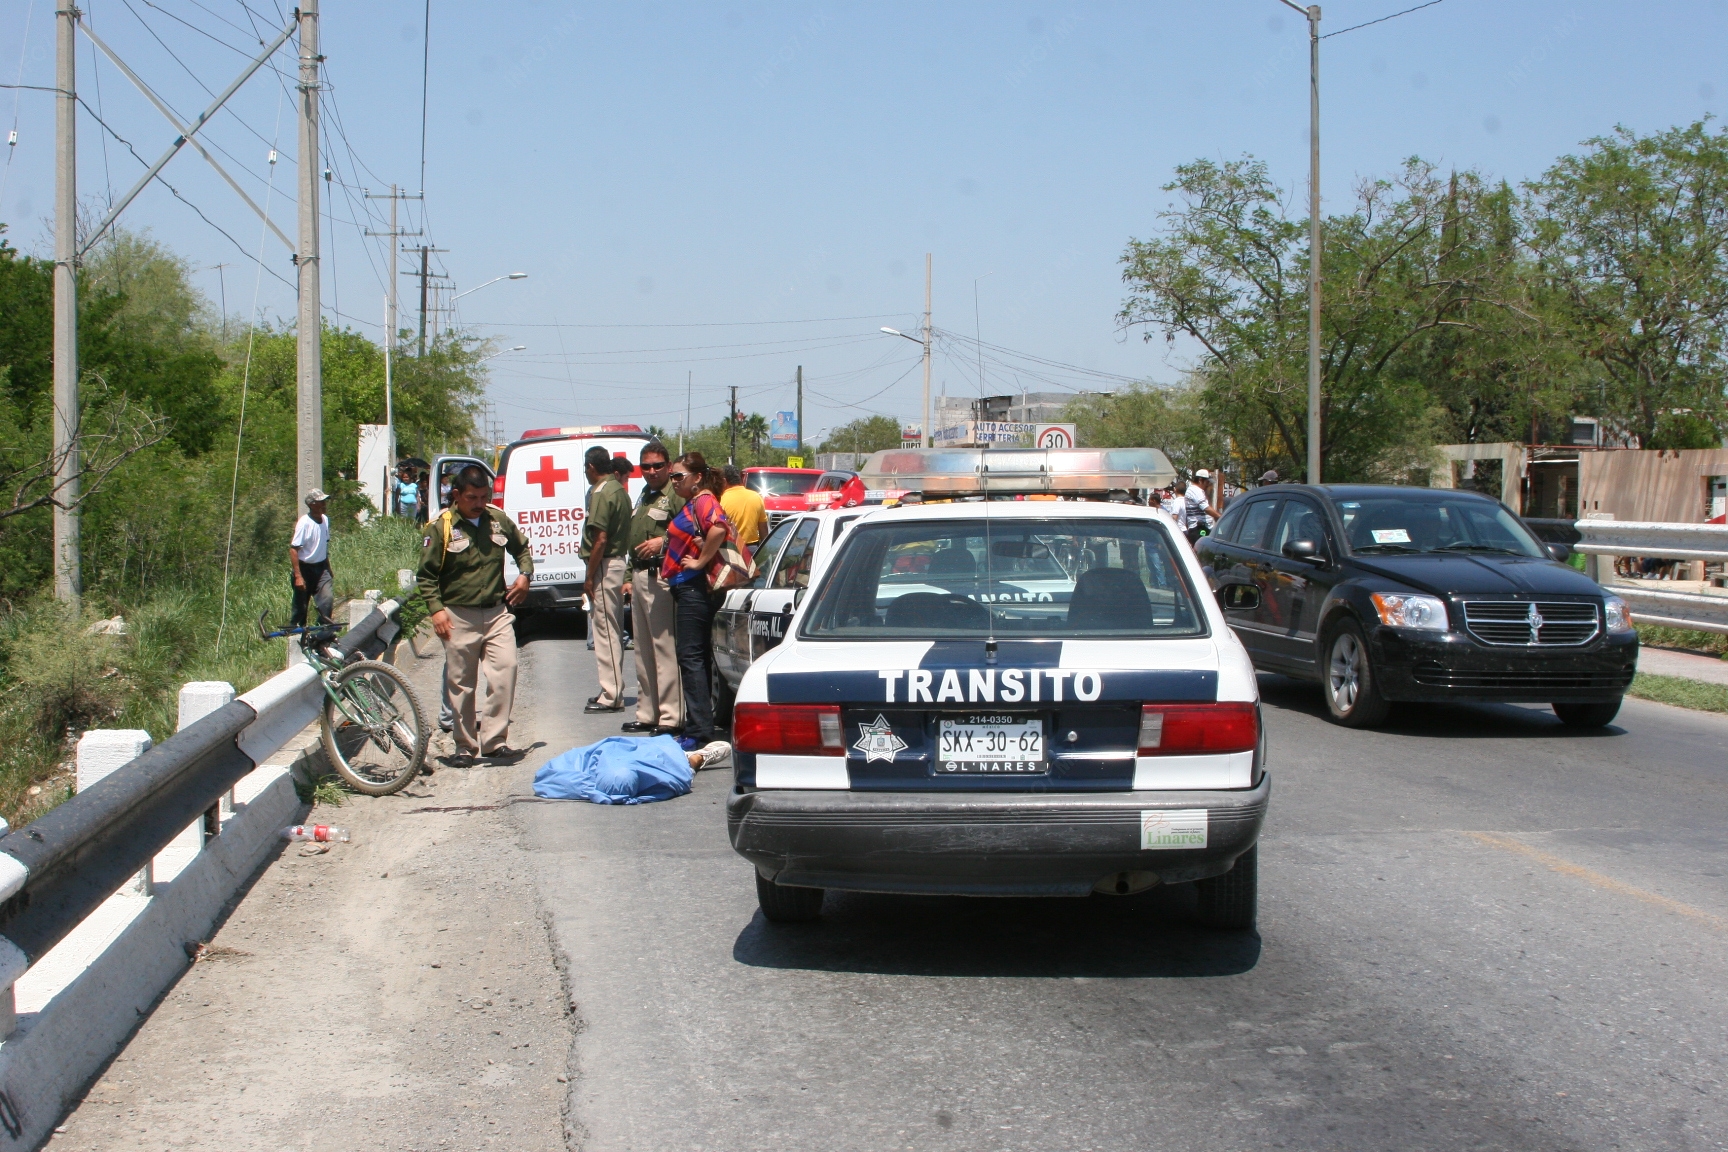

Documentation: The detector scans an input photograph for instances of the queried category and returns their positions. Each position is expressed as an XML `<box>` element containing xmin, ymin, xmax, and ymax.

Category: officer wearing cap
<box><xmin>621</xmin><ymin>440</ymin><xmax>684</xmax><ymax>735</ymax></box>
<box><xmin>289</xmin><ymin>488</ymin><xmax>335</xmax><ymax>627</ymax></box>
<box><xmin>418</xmin><ymin>465</ymin><xmax>534</xmax><ymax>763</ymax></box>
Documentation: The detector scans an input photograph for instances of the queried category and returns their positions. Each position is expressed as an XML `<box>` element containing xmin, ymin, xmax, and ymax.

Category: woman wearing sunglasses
<box><xmin>661</xmin><ymin>452</ymin><xmax>730</xmax><ymax>746</ymax></box>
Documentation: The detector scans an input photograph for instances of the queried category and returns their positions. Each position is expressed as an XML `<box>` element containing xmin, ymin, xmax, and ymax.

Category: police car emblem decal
<box><xmin>853</xmin><ymin>715</ymin><xmax>908</xmax><ymax>763</ymax></box>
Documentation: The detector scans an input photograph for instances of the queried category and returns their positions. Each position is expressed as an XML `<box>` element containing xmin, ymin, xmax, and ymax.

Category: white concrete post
<box><xmin>76</xmin><ymin>730</ymin><xmax>155</xmax><ymax>895</ymax></box>
<box><xmin>179</xmin><ymin>682</ymin><xmax>237</xmax><ymax>817</ymax></box>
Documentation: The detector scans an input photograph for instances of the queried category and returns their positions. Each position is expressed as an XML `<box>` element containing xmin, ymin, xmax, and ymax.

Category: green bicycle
<box><xmin>259</xmin><ymin>613</ymin><xmax>428</xmax><ymax>796</ymax></box>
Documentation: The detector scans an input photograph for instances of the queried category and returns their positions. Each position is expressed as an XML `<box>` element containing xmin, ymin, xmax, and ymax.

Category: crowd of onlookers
<box><xmin>580</xmin><ymin>441</ymin><xmax>765</xmax><ymax>752</ymax></box>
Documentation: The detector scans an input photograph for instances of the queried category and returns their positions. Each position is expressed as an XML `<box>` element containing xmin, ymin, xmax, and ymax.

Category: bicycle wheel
<box><xmin>320</xmin><ymin>659</ymin><xmax>428</xmax><ymax>796</ymax></box>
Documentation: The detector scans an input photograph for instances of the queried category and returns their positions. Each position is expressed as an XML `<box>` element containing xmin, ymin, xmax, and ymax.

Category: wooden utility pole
<box><xmin>729</xmin><ymin>385</ymin><xmax>738</xmax><ymax>466</ymax></box>
<box><xmin>295</xmin><ymin>0</ymin><xmax>323</xmax><ymax>506</ymax></box>
<box><xmin>52</xmin><ymin>2</ymin><xmax>79</xmax><ymax>602</ymax></box>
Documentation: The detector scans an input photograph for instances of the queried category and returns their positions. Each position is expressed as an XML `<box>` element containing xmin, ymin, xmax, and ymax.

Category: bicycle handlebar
<box><xmin>257</xmin><ymin>610</ymin><xmax>346</xmax><ymax>645</ymax></box>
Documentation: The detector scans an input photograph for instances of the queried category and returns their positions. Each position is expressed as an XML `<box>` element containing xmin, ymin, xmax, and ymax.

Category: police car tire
<box><xmin>1193</xmin><ymin>846</ymin><xmax>1257</xmax><ymax>930</ymax></box>
<box><xmin>712</xmin><ymin>675</ymin><xmax>736</xmax><ymax>728</ymax></box>
<box><xmin>1552</xmin><ymin>698</ymin><xmax>1621</xmax><ymax>728</ymax></box>
<box><xmin>755</xmin><ymin>872</ymin><xmax>824</xmax><ymax>922</ymax></box>
<box><xmin>1322</xmin><ymin>619</ymin><xmax>1392</xmax><ymax>728</ymax></box>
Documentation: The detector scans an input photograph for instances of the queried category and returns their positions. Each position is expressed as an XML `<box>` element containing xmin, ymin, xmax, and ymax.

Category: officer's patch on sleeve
<box><xmin>422</xmin><ymin>536</ymin><xmax>430</xmax><ymax>548</ymax></box>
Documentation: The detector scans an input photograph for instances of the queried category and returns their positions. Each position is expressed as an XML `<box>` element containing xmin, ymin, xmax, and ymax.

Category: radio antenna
<box><xmin>976</xmin><ymin>274</ymin><xmax>997</xmax><ymax>663</ymax></box>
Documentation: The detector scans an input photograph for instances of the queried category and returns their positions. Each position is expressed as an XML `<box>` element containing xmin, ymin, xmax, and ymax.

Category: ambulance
<box><xmin>496</xmin><ymin>424</ymin><xmax>654</xmax><ymax>624</ymax></box>
<box><xmin>726</xmin><ymin>446</ymin><xmax>1271</xmax><ymax>930</ymax></box>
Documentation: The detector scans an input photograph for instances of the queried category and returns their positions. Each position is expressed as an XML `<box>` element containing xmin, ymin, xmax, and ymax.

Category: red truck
<box><xmin>741</xmin><ymin>467</ymin><xmax>825</xmax><ymax>531</ymax></box>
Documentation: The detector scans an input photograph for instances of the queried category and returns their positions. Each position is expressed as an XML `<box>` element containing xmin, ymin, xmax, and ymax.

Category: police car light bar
<box><xmin>858</xmin><ymin>446</ymin><xmax>1177</xmax><ymax>496</ymax></box>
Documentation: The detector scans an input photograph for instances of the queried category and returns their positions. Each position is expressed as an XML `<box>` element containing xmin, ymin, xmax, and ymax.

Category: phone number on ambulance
<box><xmin>532</xmin><ymin>540</ymin><xmax>591</xmax><ymax>558</ymax></box>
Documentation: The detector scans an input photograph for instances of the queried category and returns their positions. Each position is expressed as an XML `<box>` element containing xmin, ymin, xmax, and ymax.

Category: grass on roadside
<box><xmin>1635</xmin><ymin>624</ymin><xmax>1728</xmax><ymax>657</ymax></box>
<box><xmin>0</xmin><ymin>518</ymin><xmax>423</xmax><ymax>828</ymax></box>
<box><xmin>1627</xmin><ymin>672</ymin><xmax>1728</xmax><ymax>714</ymax></box>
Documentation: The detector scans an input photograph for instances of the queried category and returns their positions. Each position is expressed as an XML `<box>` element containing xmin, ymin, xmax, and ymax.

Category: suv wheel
<box><xmin>755</xmin><ymin>872</ymin><xmax>824</xmax><ymax>922</ymax></box>
<box><xmin>1194</xmin><ymin>846</ymin><xmax>1257</xmax><ymax>929</ymax></box>
<box><xmin>1552</xmin><ymin>698</ymin><xmax>1622</xmax><ymax>728</ymax></box>
<box><xmin>1323</xmin><ymin>619</ymin><xmax>1392</xmax><ymax>728</ymax></box>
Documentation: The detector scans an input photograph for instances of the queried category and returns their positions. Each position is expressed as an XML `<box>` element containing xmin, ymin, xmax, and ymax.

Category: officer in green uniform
<box><xmin>418</xmin><ymin>465</ymin><xmax>533</xmax><ymax>762</ymax></box>
<box><xmin>620</xmin><ymin>441</ymin><xmax>685</xmax><ymax>734</ymax></box>
<box><xmin>581</xmin><ymin>445</ymin><xmax>634</xmax><ymax>713</ymax></box>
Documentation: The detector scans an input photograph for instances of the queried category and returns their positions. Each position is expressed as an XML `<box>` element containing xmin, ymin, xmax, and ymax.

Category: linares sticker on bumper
<box><xmin>1142</xmin><ymin>809</ymin><xmax>1208</xmax><ymax>850</ymax></box>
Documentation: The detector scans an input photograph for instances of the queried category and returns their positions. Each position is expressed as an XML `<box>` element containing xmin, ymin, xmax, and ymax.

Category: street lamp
<box><xmin>453</xmin><ymin>271</ymin><xmax>528</xmax><ymax>302</ymax></box>
<box><xmin>479</xmin><ymin>344</ymin><xmax>526</xmax><ymax>365</ymax></box>
<box><xmin>881</xmin><ymin>322</ymin><xmax>933</xmax><ymax>447</ymax></box>
<box><xmin>1277</xmin><ymin>0</ymin><xmax>1323</xmax><ymax>484</ymax></box>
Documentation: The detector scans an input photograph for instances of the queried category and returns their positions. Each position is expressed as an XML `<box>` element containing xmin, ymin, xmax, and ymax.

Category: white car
<box><xmin>712</xmin><ymin>506</ymin><xmax>870</xmax><ymax>714</ymax></box>
<box><xmin>726</xmin><ymin>467</ymin><xmax>1269</xmax><ymax>930</ymax></box>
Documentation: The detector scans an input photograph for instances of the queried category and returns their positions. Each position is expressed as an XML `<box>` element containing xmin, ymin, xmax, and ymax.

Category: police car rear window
<box><xmin>800</xmin><ymin>518</ymin><xmax>1206</xmax><ymax>639</ymax></box>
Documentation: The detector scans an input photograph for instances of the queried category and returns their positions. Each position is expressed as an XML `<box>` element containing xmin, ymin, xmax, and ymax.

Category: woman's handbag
<box><xmin>707</xmin><ymin>521</ymin><xmax>757</xmax><ymax>592</ymax></box>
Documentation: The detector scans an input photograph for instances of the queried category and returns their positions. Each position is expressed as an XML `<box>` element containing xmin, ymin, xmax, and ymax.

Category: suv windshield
<box><xmin>801</xmin><ymin>518</ymin><xmax>1206</xmax><ymax>639</ymax></box>
<box><xmin>1336</xmin><ymin>495</ymin><xmax>1546</xmax><ymax>557</ymax></box>
<box><xmin>750</xmin><ymin>472</ymin><xmax>820</xmax><ymax>495</ymax></box>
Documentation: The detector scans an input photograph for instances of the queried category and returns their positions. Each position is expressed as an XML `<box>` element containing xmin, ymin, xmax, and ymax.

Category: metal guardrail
<box><xmin>0</xmin><ymin>601</ymin><xmax>401</xmax><ymax>993</ymax></box>
<box><xmin>1523</xmin><ymin>517</ymin><xmax>1728</xmax><ymax>636</ymax></box>
<box><xmin>1570</xmin><ymin>520</ymin><xmax>1728</xmax><ymax>563</ymax></box>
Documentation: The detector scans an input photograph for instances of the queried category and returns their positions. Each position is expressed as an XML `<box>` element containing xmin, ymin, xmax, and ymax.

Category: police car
<box><xmin>712</xmin><ymin>506</ymin><xmax>869</xmax><ymax>718</ymax></box>
<box><xmin>727</xmin><ymin>447</ymin><xmax>1269</xmax><ymax>929</ymax></box>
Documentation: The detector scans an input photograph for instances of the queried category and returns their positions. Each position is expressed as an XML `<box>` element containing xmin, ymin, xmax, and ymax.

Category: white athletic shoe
<box><xmin>693</xmin><ymin>741</ymin><xmax>732</xmax><ymax>771</ymax></box>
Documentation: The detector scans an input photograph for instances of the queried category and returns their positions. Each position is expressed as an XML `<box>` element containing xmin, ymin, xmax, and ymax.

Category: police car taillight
<box><xmin>734</xmin><ymin>704</ymin><xmax>845</xmax><ymax>756</ymax></box>
<box><xmin>1138</xmin><ymin>702</ymin><xmax>1257</xmax><ymax>755</ymax></box>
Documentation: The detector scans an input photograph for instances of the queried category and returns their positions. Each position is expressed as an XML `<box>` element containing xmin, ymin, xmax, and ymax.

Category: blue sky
<box><xmin>2</xmin><ymin>1</ymin><xmax>1724</xmax><ymax>445</ymax></box>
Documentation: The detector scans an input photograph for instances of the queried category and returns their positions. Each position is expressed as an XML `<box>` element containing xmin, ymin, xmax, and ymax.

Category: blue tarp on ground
<box><xmin>532</xmin><ymin>734</ymin><xmax>693</xmax><ymax>804</ymax></box>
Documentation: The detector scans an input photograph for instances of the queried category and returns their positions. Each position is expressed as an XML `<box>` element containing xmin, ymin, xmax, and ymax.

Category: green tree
<box><xmin>818</xmin><ymin>415</ymin><xmax>902</xmax><ymax>455</ymax></box>
<box><xmin>1525</xmin><ymin>120</ymin><xmax>1728</xmax><ymax>448</ymax></box>
<box><xmin>740</xmin><ymin>412</ymin><xmax>769</xmax><ymax>460</ymax></box>
<box><xmin>1119</xmin><ymin>157</ymin><xmax>1534</xmax><ymax>480</ymax></box>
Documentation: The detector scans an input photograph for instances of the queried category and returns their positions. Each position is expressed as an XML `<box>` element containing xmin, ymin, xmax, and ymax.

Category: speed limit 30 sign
<box><xmin>1033</xmin><ymin>423</ymin><xmax>1077</xmax><ymax>449</ymax></box>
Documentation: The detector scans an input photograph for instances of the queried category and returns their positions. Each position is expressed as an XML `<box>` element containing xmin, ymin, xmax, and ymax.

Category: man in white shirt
<box><xmin>1184</xmin><ymin>470</ymin><xmax>1222</xmax><ymax>544</ymax></box>
<box><xmin>1159</xmin><ymin>485</ymin><xmax>1187</xmax><ymax>529</ymax></box>
<box><xmin>289</xmin><ymin>489</ymin><xmax>335</xmax><ymax>627</ymax></box>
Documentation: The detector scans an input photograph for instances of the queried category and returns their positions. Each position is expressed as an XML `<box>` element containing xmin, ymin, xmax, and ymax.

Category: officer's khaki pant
<box><xmin>590</xmin><ymin>557</ymin><xmax>627</xmax><ymax>707</ymax></box>
<box><xmin>442</xmin><ymin>602</ymin><xmax>518</xmax><ymax>754</ymax></box>
<box><xmin>631</xmin><ymin>567</ymin><xmax>682</xmax><ymax>729</ymax></box>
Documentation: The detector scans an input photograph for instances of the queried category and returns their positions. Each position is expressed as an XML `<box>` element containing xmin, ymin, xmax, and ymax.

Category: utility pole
<box><xmin>795</xmin><ymin>365</ymin><xmax>803</xmax><ymax>458</ymax></box>
<box><xmin>922</xmin><ymin>253</ymin><xmax>932</xmax><ymax>447</ymax></box>
<box><xmin>365</xmin><ymin>185</ymin><xmax>422</xmax><ymax>503</ymax></box>
<box><xmin>417</xmin><ymin>245</ymin><xmax>428</xmax><ymax>356</ymax></box>
<box><xmin>681</xmin><ymin>372</ymin><xmax>690</xmax><ymax>455</ymax></box>
<box><xmin>295</xmin><ymin>0</ymin><xmax>323</xmax><ymax>506</ymax></box>
<box><xmin>52</xmin><ymin>1</ymin><xmax>78</xmax><ymax>603</ymax></box>
<box><xmin>729</xmin><ymin>385</ymin><xmax>738</xmax><ymax>466</ymax></box>
<box><xmin>1305</xmin><ymin>4</ymin><xmax>1321</xmax><ymax>485</ymax></box>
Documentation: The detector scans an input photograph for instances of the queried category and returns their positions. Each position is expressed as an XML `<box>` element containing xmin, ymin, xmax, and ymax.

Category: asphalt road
<box><xmin>512</xmin><ymin>623</ymin><xmax>1728</xmax><ymax>1152</ymax></box>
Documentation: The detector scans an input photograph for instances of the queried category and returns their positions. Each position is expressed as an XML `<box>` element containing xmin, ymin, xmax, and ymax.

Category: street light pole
<box><xmin>1279</xmin><ymin>0</ymin><xmax>1323</xmax><ymax>484</ymax></box>
<box><xmin>922</xmin><ymin>253</ymin><xmax>932</xmax><ymax>447</ymax></box>
<box><xmin>452</xmin><ymin>271</ymin><xmax>528</xmax><ymax>303</ymax></box>
<box><xmin>1305</xmin><ymin>4</ymin><xmax>1322</xmax><ymax>486</ymax></box>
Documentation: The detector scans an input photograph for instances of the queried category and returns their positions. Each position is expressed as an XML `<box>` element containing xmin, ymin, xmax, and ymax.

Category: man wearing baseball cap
<box><xmin>289</xmin><ymin>489</ymin><xmax>335</xmax><ymax>627</ymax></box>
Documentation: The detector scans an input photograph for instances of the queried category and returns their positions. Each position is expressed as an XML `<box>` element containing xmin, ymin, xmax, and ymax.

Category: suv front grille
<box><xmin>1462</xmin><ymin>600</ymin><xmax>1599</xmax><ymax>647</ymax></box>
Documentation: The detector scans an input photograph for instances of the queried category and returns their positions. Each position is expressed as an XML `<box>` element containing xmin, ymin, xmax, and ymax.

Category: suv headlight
<box><xmin>1370</xmin><ymin>592</ymin><xmax>1450</xmax><ymax>631</ymax></box>
<box><xmin>1603</xmin><ymin>595</ymin><xmax>1634</xmax><ymax>633</ymax></box>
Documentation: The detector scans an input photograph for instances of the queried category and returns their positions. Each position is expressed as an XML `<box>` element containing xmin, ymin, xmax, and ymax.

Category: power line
<box><xmin>1321</xmin><ymin>0</ymin><xmax>1446</xmax><ymax>39</ymax></box>
<box><xmin>464</xmin><ymin>312</ymin><xmax>905</xmax><ymax>330</ymax></box>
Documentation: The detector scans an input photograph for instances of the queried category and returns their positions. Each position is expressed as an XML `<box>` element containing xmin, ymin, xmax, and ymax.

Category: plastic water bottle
<box><xmin>282</xmin><ymin>824</ymin><xmax>350</xmax><ymax>843</ymax></box>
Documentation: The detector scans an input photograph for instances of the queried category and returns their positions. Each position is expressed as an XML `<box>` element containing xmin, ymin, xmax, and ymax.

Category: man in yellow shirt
<box><xmin>719</xmin><ymin>465</ymin><xmax>767</xmax><ymax>547</ymax></box>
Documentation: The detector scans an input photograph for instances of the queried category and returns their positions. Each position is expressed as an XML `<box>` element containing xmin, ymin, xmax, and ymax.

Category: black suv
<box><xmin>1195</xmin><ymin>484</ymin><xmax>1638</xmax><ymax>729</ymax></box>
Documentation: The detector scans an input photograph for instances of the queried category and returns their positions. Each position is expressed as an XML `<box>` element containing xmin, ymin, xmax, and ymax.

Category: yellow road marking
<box><xmin>1467</xmin><ymin>831</ymin><xmax>1728</xmax><ymax>933</ymax></box>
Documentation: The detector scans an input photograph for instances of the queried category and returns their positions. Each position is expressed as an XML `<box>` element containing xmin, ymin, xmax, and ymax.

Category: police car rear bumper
<box><xmin>726</xmin><ymin>774</ymin><xmax>1269</xmax><ymax>897</ymax></box>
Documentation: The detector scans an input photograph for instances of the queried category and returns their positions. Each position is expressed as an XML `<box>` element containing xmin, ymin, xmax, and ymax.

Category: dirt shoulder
<box><xmin>46</xmin><ymin>640</ymin><xmax>574</xmax><ymax>1152</ymax></box>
